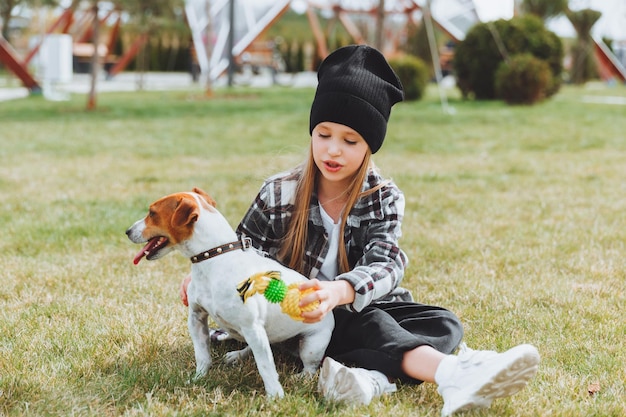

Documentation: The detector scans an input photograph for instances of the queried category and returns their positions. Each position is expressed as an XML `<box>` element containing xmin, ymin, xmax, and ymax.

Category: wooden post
<box><xmin>87</xmin><ymin>3</ymin><xmax>99</xmax><ymax>110</ymax></box>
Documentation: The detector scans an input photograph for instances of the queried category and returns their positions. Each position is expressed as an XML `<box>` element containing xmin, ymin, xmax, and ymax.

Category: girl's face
<box><xmin>311</xmin><ymin>122</ymin><xmax>369</xmax><ymax>186</ymax></box>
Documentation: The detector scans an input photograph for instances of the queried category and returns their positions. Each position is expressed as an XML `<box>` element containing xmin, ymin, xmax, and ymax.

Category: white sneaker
<box><xmin>318</xmin><ymin>357</ymin><xmax>397</xmax><ymax>405</ymax></box>
<box><xmin>435</xmin><ymin>343</ymin><xmax>540</xmax><ymax>417</ymax></box>
<box><xmin>318</xmin><ymin>356</ymin><xmax>344</xmax><ymax>399</ymax></box>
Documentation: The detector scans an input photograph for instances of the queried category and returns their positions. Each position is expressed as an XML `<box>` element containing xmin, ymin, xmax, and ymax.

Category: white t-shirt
<box><xmin>318</xmin><ymin>204</ymin><xmax>341</xmax><ymax>281</ymax></box>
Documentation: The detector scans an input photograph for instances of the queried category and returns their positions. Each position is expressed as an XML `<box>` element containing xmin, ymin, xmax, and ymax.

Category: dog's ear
<box><xmin>172</xmin><ymin>196</ymin><xmax>200</xmax><ymax>228</ymax></box>
<box><xmin>192</xmin><ymin>187</ymin><xmax>217</xmax><ymax>208</ymax></box>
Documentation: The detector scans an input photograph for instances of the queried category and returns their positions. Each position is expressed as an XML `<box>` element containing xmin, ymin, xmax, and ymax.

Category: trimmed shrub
<box><xmin>453</xmin><ymin>14</ymin><xmax>563</xmax><ymax>100</ymax></box>
<box><xmin>495</xmin><ymin>53</ymin><xmax>552</xmax><ymax>105</ymax></box>
<box><xmin>388</xmin><ymin>54</ymin><xmax>430</xmax><ymax>101</ymax></box>
<box><xmin>566</xmin><ymin>8</ymin><xmax>602</xmax><ymax>84</ymax></box>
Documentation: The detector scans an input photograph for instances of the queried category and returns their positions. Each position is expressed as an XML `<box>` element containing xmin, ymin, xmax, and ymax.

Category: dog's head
<box><xmin>126</xmin><ymin>187</ymin><xmax>217</xmax><ymax>264</ymax></box>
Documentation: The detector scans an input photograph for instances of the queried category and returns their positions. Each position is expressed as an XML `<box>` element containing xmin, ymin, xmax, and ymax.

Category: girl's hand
<box><xmin>298</xmin><ymin>279</ymin><xmax>355</xmax><ymax>324</ymax></box>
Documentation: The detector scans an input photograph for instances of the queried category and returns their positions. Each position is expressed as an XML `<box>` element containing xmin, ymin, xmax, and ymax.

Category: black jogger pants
<box><xmin>325</xmin><ymin>301</ymin><xmax>464</xmax><ymax>384</ymax></box>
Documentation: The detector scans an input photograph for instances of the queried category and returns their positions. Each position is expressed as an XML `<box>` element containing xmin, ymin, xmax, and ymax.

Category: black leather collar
<box><xmin>190</xmin><ymin>237</ymin><xmax>252</xmax><ymax>263</ymax></box>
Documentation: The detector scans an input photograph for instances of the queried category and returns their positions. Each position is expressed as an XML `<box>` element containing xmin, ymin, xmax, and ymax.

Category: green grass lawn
<box><xmin>1</xmin><ymin>81</ymin><xmax>625</xmax><ymax>416</ymax></box>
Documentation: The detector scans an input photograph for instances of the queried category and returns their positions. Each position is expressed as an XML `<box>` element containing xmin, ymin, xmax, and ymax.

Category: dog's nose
<box><xmin>125</xmin><ymin>228</ymin><xmax>131</xmax><ymax>236</ymax></box>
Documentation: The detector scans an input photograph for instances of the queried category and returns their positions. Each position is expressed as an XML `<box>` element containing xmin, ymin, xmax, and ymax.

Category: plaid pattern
<box><xmin>236</xmin><ymin>168</ymin><xmax>413</xmax><ymax>312</ymax></box>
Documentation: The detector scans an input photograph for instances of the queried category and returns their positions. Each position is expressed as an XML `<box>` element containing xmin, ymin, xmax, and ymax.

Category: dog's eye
<box><xmin>149</xmin><ymin>210</ymin><xmax>156</xmax><ymax>218</ymax></box>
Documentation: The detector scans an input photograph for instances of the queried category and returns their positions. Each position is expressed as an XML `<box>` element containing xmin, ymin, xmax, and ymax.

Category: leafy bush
<box><xmin>495</xmin><ymin>53</ymin><xmax>553</xmax><ymax>104</ymax></box>
<box><xmin>453</xmin><ymin>15</ymin><xmax>563</xmax><ymax>100</ymax></box>
<box><xmin>389</xmin><ymin>54</ymin><xmax>430</xmax><ymax>101</ymax></box>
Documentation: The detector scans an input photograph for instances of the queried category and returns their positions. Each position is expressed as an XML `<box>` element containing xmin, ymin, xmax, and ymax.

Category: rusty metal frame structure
<box><xmin>13</xmin><ymin>0</ymin><xmax>603</xmax><ymax>96</ymax></box>
<box><xmin>0</xmin><ymin>7</ymin><xmax>78</xmax><ymax>92</ymax></box>
<box><xmin>0</xmin><ymin>3</ymin><xmax>147</xmax><ymax>93</ymax></box>
<box><xmin>0</xmin><ymin>34</ymin><xmax>41</xmax><ymax>92</ymax></box>
<box><xmin>593</xmin><ymin>36</ymin><xmax>626</xmax><ymax>82</ymax></box>
<box><xmin>184</xmin><ymin>0</ymin><xmax>472</xmax><ymax>83</ymax></box>
<box><xmin>300</xmin><ymin>0</ymin><xmax>481</xmax><ymax>61</ymax></box>
<box><xmin>3</xmin><ymin>0</ymin><xmax>481</xmax><ymax>93</ymax></box>
<box><xmin>185</xmin><ymin>0</ymin><xmax>292</xmax><ymax>82</ymax></box>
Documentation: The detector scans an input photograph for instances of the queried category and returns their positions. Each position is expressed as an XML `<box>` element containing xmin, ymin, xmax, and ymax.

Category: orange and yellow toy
<box><xmin>237</xmin><ymin>271</ymin><xmax>319</xmax><ymax>321</ymax></box>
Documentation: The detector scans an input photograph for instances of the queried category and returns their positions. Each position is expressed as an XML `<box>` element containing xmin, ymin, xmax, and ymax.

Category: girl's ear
<box><xmin>172</xmin><ymin>196</ymin><xmax>199</xmax><ymax>228</ymax></box>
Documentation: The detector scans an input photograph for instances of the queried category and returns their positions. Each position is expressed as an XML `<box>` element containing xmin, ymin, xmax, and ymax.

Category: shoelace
<box><xmin>457</xmin><ymin>343</ymin><xmax>498</xmax><ymax>366</ymax></box>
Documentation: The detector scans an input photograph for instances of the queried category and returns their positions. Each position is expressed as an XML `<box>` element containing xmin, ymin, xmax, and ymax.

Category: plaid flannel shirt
<box><xmin>236</xmin><ymin>167</ymin><xmax>413</xmax><ymax>312</ymax></box>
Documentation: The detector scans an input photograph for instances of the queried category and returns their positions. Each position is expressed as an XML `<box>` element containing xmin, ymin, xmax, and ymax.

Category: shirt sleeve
<box><xmin>236</xmin><ymin>182</ymin><xmax>277</xmax><ymax>257</ymax></box>
<box><xmin>236</xmin><ymin>172</ymin><xmax>295</xmax><ymax>260</ymax></box>
<box><xmin>336</xmin><ymin>187</ymin><xmax>409</xmax><ymax>312</ymax></box>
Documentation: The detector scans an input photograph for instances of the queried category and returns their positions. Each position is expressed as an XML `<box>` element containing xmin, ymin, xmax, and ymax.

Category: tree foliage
<box><xmin>1</xmin><ymin>0</ymin><xmax>58</xmax><ymax>41</ymax></box>
<box><xmin>520</xmin><ymin>0</ymin><xmax>568</xmax><ymax>20</ymax></box>
<box><xmin>402</xmin><ymin>17</ymin><xmax>433</xmax><ymax>77</ymax></box>
<box><xmin>453</xmin><ymin>14</ymin><xmax>563</xmax><ymax>100</ymax></box>
<box><xmin>115</xmin><ymin>0</ymin><xmax>185</xmax><ymax>21</ymax></box>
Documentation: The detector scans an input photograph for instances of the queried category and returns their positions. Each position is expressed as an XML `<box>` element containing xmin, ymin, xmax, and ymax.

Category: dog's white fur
<box><xmin>126</xmin><ymin>188</ymin><xmax>334</xmax><ymax>397</ymax></box>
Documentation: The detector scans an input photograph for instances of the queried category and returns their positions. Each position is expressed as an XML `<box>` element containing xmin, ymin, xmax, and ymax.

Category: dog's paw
<box><xmin>266</xmin><ymin>386</ymin><xmax>285</xmax><ymax>399</ymax></box>
<box><xmin>224</xmin><ymin>346</ymin><xmax>251</xmax><ymax>365</ymax></box>
<box><xmin>187</xmin><ymin>372</ymin><xmax>204</xmax><ymax>385</ymax></box>
<box><xmin>299</xmin><ymin>365</ymin><xmax>319</xmax><ymax>376</ymax></box>
<box><xmin>189</xmin><ymin>361</ymin><xmax>211</xmax><ymax>383</ymax></box>
<box><xmin>296</xmin><ymin>369</ymin><xmax>317</xmax><ymax>379</ymax></box>
<box><xmin>189</xmin><ymin>371</ymin><xmax>207</xmax><ymax>385</ymax></box>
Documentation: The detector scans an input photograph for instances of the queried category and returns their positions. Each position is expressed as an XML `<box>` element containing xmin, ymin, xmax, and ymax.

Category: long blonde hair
<box><xmin>277</xmin><ymin>144</ymin><xmax>387</xmax><ymax>275</ymax></box>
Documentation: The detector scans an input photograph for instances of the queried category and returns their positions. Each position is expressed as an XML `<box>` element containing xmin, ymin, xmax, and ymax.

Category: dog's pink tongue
<box><xmin>133</xmin><ymin>237</ymin><xmax>160</xmax><ymax>265</ymax></box>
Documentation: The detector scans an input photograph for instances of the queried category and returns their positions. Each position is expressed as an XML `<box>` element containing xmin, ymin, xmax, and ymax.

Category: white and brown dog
<box><xmin>126</xmin><ymin>188</ymin><xmax>334</xmax><ymax>398</ymax></box>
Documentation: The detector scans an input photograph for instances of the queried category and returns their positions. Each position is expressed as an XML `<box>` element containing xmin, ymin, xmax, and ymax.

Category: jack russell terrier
<box><xmin>126</xmin><ymin>188</ymin><xmax>334</xmax><ymax>397</ymax></box>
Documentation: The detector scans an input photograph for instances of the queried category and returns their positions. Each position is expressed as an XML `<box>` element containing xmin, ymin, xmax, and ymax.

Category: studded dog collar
<box><xmin>190</xmin><ymin>237</ymin><xmax>252</xmax><ymax>263</ymax></box>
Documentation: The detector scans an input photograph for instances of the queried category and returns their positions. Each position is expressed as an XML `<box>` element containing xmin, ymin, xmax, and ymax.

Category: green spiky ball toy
<box><xmin>237</xmin><ymin>271</ymin><xmax>319</xmax><ymax>321</ymax></box>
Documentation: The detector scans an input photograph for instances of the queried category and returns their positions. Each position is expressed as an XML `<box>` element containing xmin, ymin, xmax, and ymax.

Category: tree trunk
<box><xmin>87</xmin><ymin>3</ymin><xmax>99</xmax><ymax>110</ymax></box>
<box><xmin>0</xmin><ymin>0</ymin><xmax>15</xmax><ymax>42</ymax></box>
<box><xmin>374</xmin><ymin>0</ymin><xmax>385</xmax><ymax>51</ymax></box>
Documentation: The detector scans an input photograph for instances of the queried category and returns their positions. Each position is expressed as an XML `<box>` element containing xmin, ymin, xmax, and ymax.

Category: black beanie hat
<box><xmin>309</xmin><ymin>45</ymin><xmax>404</xmax><ymax>154</ymax></box>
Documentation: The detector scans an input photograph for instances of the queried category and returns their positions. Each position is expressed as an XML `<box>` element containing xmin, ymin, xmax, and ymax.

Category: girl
<box><xmin>181</xmin><ymin>45</ymin><xmax>539</xmax><ymax>416</ymax></box>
